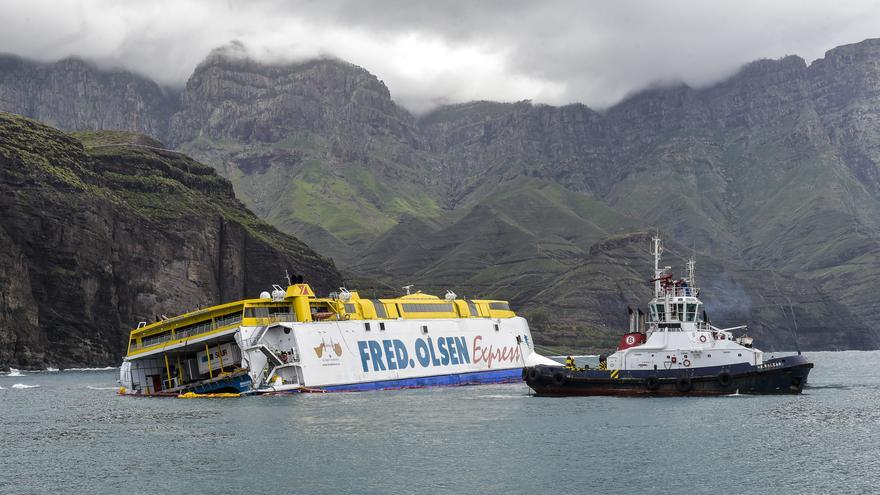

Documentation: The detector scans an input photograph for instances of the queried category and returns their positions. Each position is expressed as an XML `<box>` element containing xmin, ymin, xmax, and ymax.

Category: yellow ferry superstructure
<box><xmin>118</xmin><ymin>284</ymin><xmax>556</xmax><ymax>395</ymax></box>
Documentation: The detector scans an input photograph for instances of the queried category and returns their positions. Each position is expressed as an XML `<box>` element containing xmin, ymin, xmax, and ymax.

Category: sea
<box><xmin>1</xmin><ymin>351</ymin><xmax>877</xmax><ymax>495</ymax></box>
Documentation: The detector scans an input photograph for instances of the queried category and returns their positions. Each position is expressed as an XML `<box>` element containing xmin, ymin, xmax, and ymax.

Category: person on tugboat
<box><xmin>564</xmin><ymin>356</ymin><xmax>576</xmax><ymax>369</ymax></box>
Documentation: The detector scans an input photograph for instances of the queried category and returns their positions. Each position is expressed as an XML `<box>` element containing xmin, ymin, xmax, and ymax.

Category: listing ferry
<box><xmin>524</xmin><ymin>236</ymin><xmax>813</xmax><ymax>396</ymax></box>
<box><xmin>118</xmin><ymin>284</ymin><xmax>557</xmax><ymax>395</ymax></box>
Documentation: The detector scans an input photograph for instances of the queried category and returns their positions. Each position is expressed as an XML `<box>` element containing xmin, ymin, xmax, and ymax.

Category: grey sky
<box><xmin>2</xmin><ymin>0</ymin><xmax>879</xmax><ymax>113</ymax></box>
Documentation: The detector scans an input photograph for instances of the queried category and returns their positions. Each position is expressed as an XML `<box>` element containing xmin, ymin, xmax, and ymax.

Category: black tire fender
<box><xmin>552</xmin><ymin>370</ymin><xmax>566</xmax><ymax>385</ymax></box>
<box><xmin>527</xmin><ymin>367</ymin><xmax>539</xmax><ymax>381</ymax></box>
<box><xmin>645</xmin><ymin>375</ymin><xmax>660</xmax><ymax>391</ymax></box>
<box><xmin>676</xmin><ymin>375</ymin><xmax>693</xmax><ymax>393</ymax></box>
<box><xmin>718</xmin><ymin>371</ymin><xmax>733</xmax><ymax>388</ymax></box>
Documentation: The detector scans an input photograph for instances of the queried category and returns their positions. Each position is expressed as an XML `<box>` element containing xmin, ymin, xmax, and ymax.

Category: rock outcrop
<box><xmin>0</xmin><ymin>113</ymin><xmax>342</xmax><ymax>368</ymax></box>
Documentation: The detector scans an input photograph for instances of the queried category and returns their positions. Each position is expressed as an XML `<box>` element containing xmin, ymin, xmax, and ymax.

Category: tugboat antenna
<box><xmin>285</xmin><ymin>269</ymin><xmax>292</xmax><ymax>286</ymax></box>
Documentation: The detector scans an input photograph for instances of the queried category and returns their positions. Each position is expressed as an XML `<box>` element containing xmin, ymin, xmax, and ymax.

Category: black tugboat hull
<box><xmin>524</xmin><ymin>355</ymin><xmax>813</xmax><ymax>397</ymax></box>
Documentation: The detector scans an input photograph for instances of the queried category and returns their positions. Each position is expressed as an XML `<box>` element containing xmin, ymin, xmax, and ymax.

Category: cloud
<box><xmin>1</xmin><ymin>0</ymin><xmax>879</xmax><ymax>113</ymax></box>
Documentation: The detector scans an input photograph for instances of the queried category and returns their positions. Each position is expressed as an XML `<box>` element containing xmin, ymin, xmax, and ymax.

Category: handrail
<box><xmin>129</xmin><ymin>316</ymin><xmax>243</xmax><ymax>351</ymax></box>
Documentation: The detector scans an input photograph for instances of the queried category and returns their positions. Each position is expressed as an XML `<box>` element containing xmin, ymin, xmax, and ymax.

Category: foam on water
<box><xmin>46</xmin><ymin>367</ymin><xmax>59</xmax><ymax>372</ymax></box>
<box><xmin>6</xmin><ymin>368</ymin><xmax>24</xmax><ymax>377</ymax></box>
<box><xmin>86</xmin><ymin>386</ymin><xmax>118</xmax><ymax>391</ymax></box>
<box><xmin>63</xmin><ymin>367</ymin><xmax>116</xmax><ymax>372</ymax></box>
<box><xmin>11</xmin><ymin>383</ymin><xmax>39</xmax><ymax>389</ymax></box>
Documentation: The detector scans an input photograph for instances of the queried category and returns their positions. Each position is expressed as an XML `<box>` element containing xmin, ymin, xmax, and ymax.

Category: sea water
<box><xmin>1</xmin><ymin>351</ymin><xmax>878</xmax><ymax>495</ymax></box>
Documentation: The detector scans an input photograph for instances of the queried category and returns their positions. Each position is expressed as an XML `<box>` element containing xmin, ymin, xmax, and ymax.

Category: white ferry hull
<box><xmin>241</xmin><ymin>316</ymin><xmax>556</xmax><ymax>393</ymax></box>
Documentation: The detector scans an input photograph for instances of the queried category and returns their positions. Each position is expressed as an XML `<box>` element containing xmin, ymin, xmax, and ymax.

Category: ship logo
<box><xmin>313</xmin><ymin>337</ymin><xmax>343</xmax><ymax>358</ymax></box>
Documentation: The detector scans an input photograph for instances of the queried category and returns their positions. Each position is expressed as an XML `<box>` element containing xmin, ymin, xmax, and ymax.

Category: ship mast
<box><xmin>686</xmin><ymin>257</ymin><xmax>696</xmax><ymax>286</ymax></box>
<box><xmin>652</xmin><ymin>235</ymin><xmax>663</xmax><ymax>298</ymax></box>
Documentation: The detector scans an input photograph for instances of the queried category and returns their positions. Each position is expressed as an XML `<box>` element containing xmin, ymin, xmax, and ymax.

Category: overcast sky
<box><xmin>2</xmin><ymin>0</ymin><xmax>879</xmax><ymax>113</ymax></box>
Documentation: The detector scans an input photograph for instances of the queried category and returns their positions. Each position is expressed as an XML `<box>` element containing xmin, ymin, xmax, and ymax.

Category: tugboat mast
<box><xmin>686</xmin><ymin>257</ymin><xmax>696</xmax><ymax>287</ymax></box>
<box><xmin>652</xmin><ymin>235</ymin><xmax>663</xmax><ymax>298</ymax></box>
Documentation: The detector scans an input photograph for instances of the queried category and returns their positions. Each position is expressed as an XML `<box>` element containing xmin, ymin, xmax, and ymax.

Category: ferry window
<box><xmin>216</xmin><ymin>312</ymin><xmax>242</xmax><ymax>328</ymax></box>
<box><xmin>371</xmin><ymin>300</ymin><xmax>388</xmax><ymax>319</ymax></box>
<box><xmin>344</xmin><ymin>303</ymin><xmax>357</xmax><ymax>314</ymax></box>
<box><xmin>401</xmin><ymin>303</ymin><xmax>454</xmax><ymax>313</ymax></box>
<box><xmin>245</xmin><ymin>307</ymin><xmax>270</xmax><ymax>318</ymax></box>
<box><xmin>685</xmin><ymin>304</ymin><xmax>697</xmax><ymax>322</ymax></box>
<box><xmin>467</xmin><ymin>301</ymin><xmax>479</xmax><ymax>317</ymax></box>
<box><xmin>268</xmin><ymin>305</ymin><xmax>292</xmax><ymax>318</ymax></box>
<box><xmin>489</xmin><ymin>302</ymin><xmax>510</xmax><ymax>311</ymax></box>
<box><xmin>421</xmin><ymin>325</ymin><xmax>428</xmax><ymax>334</ymax></box>
<box><xmin>649</xmin><ymin>305</ymin><xmax>658</xmax><ymax>321</ymax></box>
<box><xmin>379</xmin><ymin>322</ymin><xmax>386</xmax><ymax>331</ymax></box>
<box><xmin>364</xmin><ymin>322</ymin><xmax>371</xmax><ymax>332</ymax></box>
<box><xmin>494</xmin><ymin>324</ymin><xmax>500</xmax><ymax>332</ymax></box>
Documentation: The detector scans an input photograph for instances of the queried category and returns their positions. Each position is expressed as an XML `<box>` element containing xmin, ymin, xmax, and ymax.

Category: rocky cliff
<box><xmin>0</xmin><ymin>113</ymin><xmax>342</xmax><ymax>368</ymax></box>
<box><xmin>0</xmin><ymin>55</ymin><xmax>177</xmax><ymax>139</ymax></box>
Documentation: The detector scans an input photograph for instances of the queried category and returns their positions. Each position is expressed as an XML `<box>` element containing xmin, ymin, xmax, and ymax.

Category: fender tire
<box><xmin>645</xmin><ymin>375</ymin><xmax>660</xmax><ymax>391</ymax></box>
<box><xmin>718</xmin><ymin>372</ymin><xmax>733</xmax><ymax>388</ymax></box>
<box><xmin>552</xmin><ymin>370</ymin><xmax>566</xmax><ymax>385</ymax></box>
<box><xmin>675</xmin><ymin>375</ymin><xmax>693</xmax><ymax>393</ymax></box>
<box><xmin>527</xmin><ymin>367</ymin><xmax>539</xmax><ymax>381</ymax></box>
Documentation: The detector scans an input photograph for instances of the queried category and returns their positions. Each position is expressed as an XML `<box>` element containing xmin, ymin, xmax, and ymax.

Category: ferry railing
<box><xmin>130</xmin><ymin>315</ymin><xmax>244</xmax><ymax>351</ymax></box>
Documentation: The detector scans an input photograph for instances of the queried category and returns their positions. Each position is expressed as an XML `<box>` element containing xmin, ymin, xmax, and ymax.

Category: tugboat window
<box><xmin>685</xmin><ymin>304</ymin><xmax>697</xmax><ymax>322</ymax></box>
<box><xmin>655</xmin><ymin>304</ymin><xmax>666</xmax><ymax>321</ymax></box>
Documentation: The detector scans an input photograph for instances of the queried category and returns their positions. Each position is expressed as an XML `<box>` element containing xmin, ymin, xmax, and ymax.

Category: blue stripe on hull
<box><xmin>308</xmin><ymin>368</ymin><xmax>522</xmax><ymax>393</ymax></box>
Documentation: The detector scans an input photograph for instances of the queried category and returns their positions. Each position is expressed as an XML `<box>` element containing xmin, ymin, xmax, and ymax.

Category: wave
<box><xmin>5</xmin><ymin>369</ymin><xmax>24</xmax><ymax>377</ymax></box>
<box><xmin>11</xmin><ymin>383</ymin><xmax>40</xmax><ymax>389</ymax></box>
<box><xmin>63</xmin><ymin>367</ymin><xmax>117</xmax><ymax>372</ymax></box>
<box><xmin>45</xmin><ymin>367</ymin><xmax>59</xmax><ymax>372</ymax></box>
<box><xmin>86</xmin><ymin>386</ymin><xmax>118</xmax><ymax>391</ymax></box>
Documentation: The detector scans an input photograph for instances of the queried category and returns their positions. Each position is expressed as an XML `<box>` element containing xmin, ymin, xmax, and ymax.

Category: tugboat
<box><xmin>524</xmin><ymin>236</ymin><xmax>813</xmax><ymax>396</ymax></box>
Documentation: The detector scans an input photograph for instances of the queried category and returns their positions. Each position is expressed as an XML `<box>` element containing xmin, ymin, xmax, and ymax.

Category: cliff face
<box><xmin>0</xmin><ymin>113</ymin><xmax>342</xmax><ymax>368</ymax></box>
<box><xmin>0</xmin><ymin>55</ymin><xmax>177</xmax><ymax>140</ymax></box>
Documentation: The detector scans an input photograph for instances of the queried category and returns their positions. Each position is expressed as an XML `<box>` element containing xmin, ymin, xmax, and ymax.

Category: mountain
<box><xmin>169</xmin><ymin>46</ymin><xmax>443</xmax><ymax>262</ymax></box>
<box><xmin>0</xmin><ymin>55</ymin><xmax>177</xmax><ymax>139</ymax></box>
<box><xmin>0</xmin><ymin>112</ymin><xmax>342</xmax><ymax>368</ymax></box>
<box><xmin>3</xmin><ymin>39</ymin><xmax>880</xmax><ymax>353</ymax></box>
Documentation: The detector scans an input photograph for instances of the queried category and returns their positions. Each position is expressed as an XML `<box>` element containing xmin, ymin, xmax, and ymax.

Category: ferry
<box><xmin>118</xmin><ymin>284</ymin><xmax>557</xmax><ymax>395</ymax></box>
<box><xmin>524</xmin><ymin>236</ymin><xmax>813</xmax><ymax>396</ymax></box>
